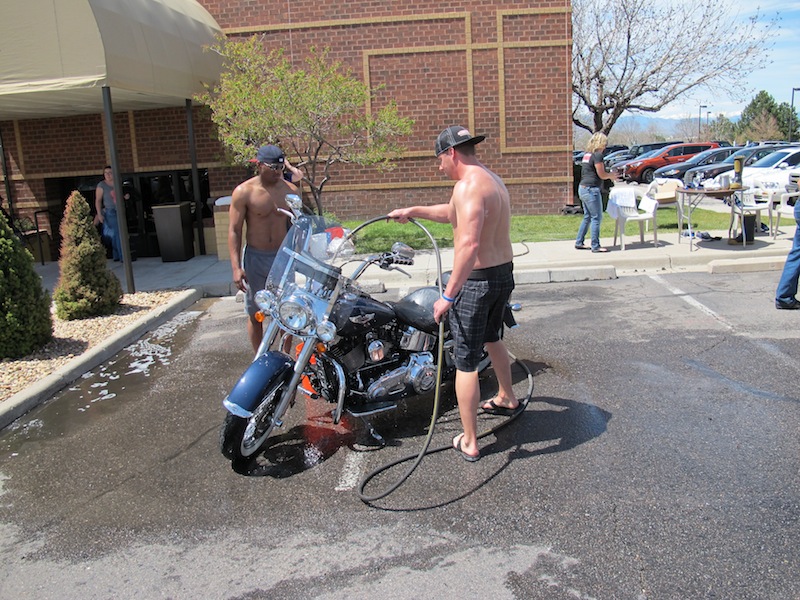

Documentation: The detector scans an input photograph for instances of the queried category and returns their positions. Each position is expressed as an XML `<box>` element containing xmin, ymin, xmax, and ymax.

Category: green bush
<box><xmin>54</xmin><ymin>191</ymin><xmax>122</xmax><ymax>320</ymax></box>
<box><xmin>0</xmin><ymin>209</ymin><xmax>53</xmax><ymax>358</ymax></box>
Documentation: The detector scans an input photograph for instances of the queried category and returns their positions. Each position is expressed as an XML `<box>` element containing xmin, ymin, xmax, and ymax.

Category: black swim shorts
<box><xmin>242</xmin><ymin>246</ymin><xmax>278</xmax><ymax>317</ymax></box>
<box><xmin>448</xmin><ymin>262</ymin><xmax>514</xmax><ymax>372</ymax></box>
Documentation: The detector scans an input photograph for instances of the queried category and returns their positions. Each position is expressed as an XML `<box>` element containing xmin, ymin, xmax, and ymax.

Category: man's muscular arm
<box><xmin>432</xmin><ymin>182</ymin><xmax>484</xmax><ymax>323</ymax></box>
<box><xmin>388</xmin><ymin>203</ymin><xmax>450</xmax><ymax>223</ymax></box>
<box><xmin>228</xmin><ymin>185</ymin><xmax>248</xmax><ymax>292</ymax></box>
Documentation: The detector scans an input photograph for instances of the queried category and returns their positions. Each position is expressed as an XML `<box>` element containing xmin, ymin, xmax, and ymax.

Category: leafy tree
<box><xmin>739</xmin><ymin>112</ymin><xmax>782</xmax><ymax>143</ymax></box>
<box><xmin>709</xmin><ymin>114</ymin><xmax>737</xmax><ymax>144</ymax></box>
<box><xmin>54</xmin><ymin>191</ymin><xmax>122</xmax><ymax>320</ymax></box>
<box><xmin>197</xmin><ymin>36</ymin><xmax>414</xmax><ymax>214</ymax></box>
<box><xmin>0</xmin><ymin>209</ymin><xmax>52</xmax><ymax>358</ymax></box>
<box><xmin>572</xmin><ymin>0</ymin><xmax>777</xmax><ymax>134</ymax></box>
<box><xmin>736</xmin><ymin>91</ymin><xmax>797</xmax><ymax>141</ymax></box>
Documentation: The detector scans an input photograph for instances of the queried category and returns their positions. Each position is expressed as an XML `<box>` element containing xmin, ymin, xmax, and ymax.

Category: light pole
<box><xmin>791</xmin><ymin>88</ymin><xmax>800</xmax><ymax>142</ymax></box>
<box><xmin>698</xmin><ymin>105</ymin><xmax>707</xmax><ymax>139</ymax></box>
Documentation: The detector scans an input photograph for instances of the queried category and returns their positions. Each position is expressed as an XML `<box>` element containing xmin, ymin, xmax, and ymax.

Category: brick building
<box><xmin>0</xmin><ymin>0</ymin><xmax>572</xmax><ymax>261</ymax></box>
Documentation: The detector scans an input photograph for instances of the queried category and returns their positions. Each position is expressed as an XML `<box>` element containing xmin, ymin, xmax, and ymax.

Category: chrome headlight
<box><xmin>254</xmin><ymin>290</ymin><xmax>276</xmax><ymax>314</ymax></box>
<box><xmin>661</xmin><ymin>168</ymin><xmax>679</xmax><ymax>176</ymax></box>
<box><xmin>316</xmin><ymin>320</ymin><xmax>337</xmax><ymax>342</ymax></box>
<box><xmin>277</xmin><ymin>294</ymin><xmax>314</xmax><ymax>333</ymax></box>
<box><xmin>630</xmin><ymin>161</ymin><xmax>642</xmax><ymax>168</ymax></box>
<box><xmin>760</xmin><ymin>180</ymin><xmax>780</xmax><ymax>189</ymax></box>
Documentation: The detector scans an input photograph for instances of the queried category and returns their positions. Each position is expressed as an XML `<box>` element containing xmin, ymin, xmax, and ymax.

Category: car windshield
<box><xmin>634</xmin><ymin>149</ymin><xmax>660</xmax><ymax>160</ymax></box>
<box><xmin>750</xmin><ymin>150</ymin><xmax>795</xmax><ymax>168</ymax></box>
<box><xmin>688</xmin><ymin>148</ymin><xmax>726</xmax><ymax>163</ymax></box>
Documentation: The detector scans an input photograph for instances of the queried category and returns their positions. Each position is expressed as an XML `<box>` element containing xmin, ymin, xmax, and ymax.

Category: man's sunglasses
<box><xmin>260</xmin><ymin>162</ymin><xmax>284</xmax><ymax>171</ymax></box>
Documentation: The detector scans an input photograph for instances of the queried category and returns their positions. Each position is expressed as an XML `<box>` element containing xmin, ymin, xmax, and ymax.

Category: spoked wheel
<box><xmin>220</xmin><ymin>379</ymin><xmax>287</xmax><ymax>462</ymax></box>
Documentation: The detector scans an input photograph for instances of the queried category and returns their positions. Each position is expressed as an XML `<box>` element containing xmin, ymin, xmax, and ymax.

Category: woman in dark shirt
<box><xmin>576</xmin><ymin>132</ymin><xmax>617</xmax><ymax>252</ymax></box>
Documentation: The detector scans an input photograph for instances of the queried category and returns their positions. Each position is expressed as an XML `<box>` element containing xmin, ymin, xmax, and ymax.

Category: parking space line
<box><xmin>649</xmin><ymin>274</ymin><xmax>734</xmax><ymax>330</ymax></box>
<box><xmin>335</xmin><ymin>450</ymin><xmax>367</xmax><ymax>491</ymax></box>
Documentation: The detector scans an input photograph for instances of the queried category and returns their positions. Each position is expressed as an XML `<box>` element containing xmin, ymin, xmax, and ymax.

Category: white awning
<box><xmin>0</xmin><ymin>0</ymin><xmax>223</xmax><ymax>120</ymax></box>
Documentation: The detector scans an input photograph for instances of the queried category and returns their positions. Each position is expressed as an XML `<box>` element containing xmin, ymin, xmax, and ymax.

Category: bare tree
<box><xmin>572</xmin><ymin>0</ymin><xmax>777</xmax><ymax>134</ymax></box>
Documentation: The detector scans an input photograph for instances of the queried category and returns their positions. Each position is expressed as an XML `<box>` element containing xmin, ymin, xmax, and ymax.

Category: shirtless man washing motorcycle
<box><xmin>388</xmin><ymin>126</ymin><xmax>519</xmax><ymax>462</ymax></box>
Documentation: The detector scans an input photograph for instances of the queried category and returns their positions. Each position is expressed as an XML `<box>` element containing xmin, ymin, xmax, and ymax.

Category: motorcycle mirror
<box><xmin>285</xmin><ymin>194</ymin><xmax>304</xmax><ymax>217</ymax></box>
<box><xmin>391</xmin><ymin>242</ymin><xmax>414</xmax><ymax>260</ymax></box>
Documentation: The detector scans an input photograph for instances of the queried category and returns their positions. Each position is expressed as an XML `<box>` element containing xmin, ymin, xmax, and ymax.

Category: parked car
<box><xmin>617</xmin><ymin>142</ymin><xmax>721</xmax><ymax>183</ymax></box>
<box><xmin>604</xmin><ymin>140</ymin><xmax>683</xmax><ymax>170</ymax></box>
<box><xmin>610</xmin><ymin>148</ymin><xmax>660</xmax><ymax>175</ymax></box>
<box><xmin>574</xmin><ymin>144</ymin><xmax>627</xmax><ymax>164</ymax></box>
<box><xmin>603</xmin><ymin>149</ymin><xmax>633</xmax><ymax>169</ymax></box>
<box><xmin>712</xmin><ymin>146</ymin><xmax>800</xmax><ymax>190</ymax></box>
<box><xmin>653</xmin><ymin>146</ymin><xmax>737</xmax><ymax>180</ymax></box>
<box><xmin>786</xmin><ymin>169</ymin><xmax>800</xmax><ymax>193</ymax></box>
<box><xmin>684</xmin><ymin>145</ymin><xmax>785</xmax><ymax>183</ymax></box>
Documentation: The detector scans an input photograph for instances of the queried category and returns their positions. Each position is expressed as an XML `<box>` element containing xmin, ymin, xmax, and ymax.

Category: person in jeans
<box><xmin>576</xmin><ymin>132</ymin><xmax>617</xmax><ymax>253</ymax></box>
<box><xmin>94</xmin><ymin>166</ymin><xmax>123</xmax><ymax>261</ymax></box>
<box><xmin>775</xmin><ymin>201</ymin><xmax>800</xmax><ymax>309</ymax></box>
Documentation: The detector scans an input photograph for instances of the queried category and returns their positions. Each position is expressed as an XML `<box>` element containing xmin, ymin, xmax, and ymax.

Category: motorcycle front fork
<box><xmin>254</xmin><ymin>319</ymin><xmax>280</xmax><ymax>360</ymax></box>
<box><xmin>269</xmin><ymin>339</ymin><xmax>317</xmax><ymax>429</ymax></box>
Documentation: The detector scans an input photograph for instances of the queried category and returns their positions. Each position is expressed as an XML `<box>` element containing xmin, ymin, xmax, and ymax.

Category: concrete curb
<box><xmin>0</xmin><ymin>288</ymin><xmax>202</xmax><ymax>430</ymax></box>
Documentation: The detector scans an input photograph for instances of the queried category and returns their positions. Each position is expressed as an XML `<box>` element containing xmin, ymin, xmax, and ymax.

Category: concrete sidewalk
<box><xmin>33</xmin><ymin>227</ymin><xmax>795</xmax><ymax>297</ymax></box>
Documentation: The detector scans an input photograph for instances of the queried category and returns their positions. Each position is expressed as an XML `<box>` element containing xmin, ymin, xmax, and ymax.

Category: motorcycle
<box><xmin>220</xmin><ymin>194</ymin><xmax>515</xmax><ymax>464</ymax></box>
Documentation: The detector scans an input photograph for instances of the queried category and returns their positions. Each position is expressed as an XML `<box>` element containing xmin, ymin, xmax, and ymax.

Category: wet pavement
<box><xmin>0</xmin><ymin>271</ymin><xmax>799</xmax><ymax>599</ymax></box>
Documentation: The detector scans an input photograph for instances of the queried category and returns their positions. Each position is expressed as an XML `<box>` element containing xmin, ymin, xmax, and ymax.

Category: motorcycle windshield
<box><xmin>263</xmin><ymin>216</ymin><xmax>351</xmax><ymax>336</ymax></box>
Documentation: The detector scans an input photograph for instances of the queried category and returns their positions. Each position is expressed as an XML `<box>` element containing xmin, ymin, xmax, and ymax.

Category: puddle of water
<box><xmin>0</xmin><ymin>311</ymin><xmax>203</xmax><ymax>458</ymax></box>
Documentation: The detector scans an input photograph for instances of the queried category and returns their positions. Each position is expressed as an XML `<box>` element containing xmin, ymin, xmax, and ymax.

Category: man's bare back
<box><xmin>449</xmin><ymin>164</ymin><xmax>513</xmax><ymax>270</ymax></box>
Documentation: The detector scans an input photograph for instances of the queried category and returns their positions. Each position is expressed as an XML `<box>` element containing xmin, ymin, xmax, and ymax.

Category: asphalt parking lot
<box><xmin>0</xmin><ymin>270</ymin><xmax>798</xmax><ymax>599</ymax></box>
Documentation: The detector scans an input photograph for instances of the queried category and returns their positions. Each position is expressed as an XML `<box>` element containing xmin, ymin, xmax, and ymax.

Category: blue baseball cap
<box><xmin>250</xmin><ymin>145</ymin><xmax>285</xmax><ymax>164</ymax></box>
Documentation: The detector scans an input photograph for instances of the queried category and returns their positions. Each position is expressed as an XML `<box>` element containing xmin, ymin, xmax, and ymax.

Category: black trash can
<box><xmin>152</xmin><ymin>202</ymin><xmax>195</xmax><ymax>262</ymax></box>
<box><xmin>743</xmin><ymin>214</ymin><xmax>757</xmax><ymax>242</ymax></box>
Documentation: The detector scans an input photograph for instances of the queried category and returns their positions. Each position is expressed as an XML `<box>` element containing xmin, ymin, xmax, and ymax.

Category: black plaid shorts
<box><xmin>448</xmin><ymin>262</ymin><xmax>514</xmax><ymax>372</ymax></box>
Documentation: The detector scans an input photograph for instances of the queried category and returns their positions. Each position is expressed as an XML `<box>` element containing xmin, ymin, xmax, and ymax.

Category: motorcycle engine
<box><xmin>366</xmin><ymin>352</ymin><xmax>436</xmax><ymax>401</ymax></box>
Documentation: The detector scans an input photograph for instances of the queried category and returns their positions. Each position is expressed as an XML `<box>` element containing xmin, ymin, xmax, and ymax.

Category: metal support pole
<box><xmin>186</xmin><ymin>99</ymin><xmax>205</xmax><ymax>255</ymax></box>
<box><xmin>698</xmin><ymin>105</ymin><xmax>707</xmax><ymax>139</ymax></box>
<box><xmin>791</xmin><ymin>88</ymin><xmax>800</xmax><ymax>143</ymax></box>
<box><xmin>0</xmin><ymin>126</ymin><xmax>14</xmax><ymax>220</ymax></box>
<box><xmin>102</xmin><ymin>86</ymin><xmax>135</xmax><ymax>293</ymax></box>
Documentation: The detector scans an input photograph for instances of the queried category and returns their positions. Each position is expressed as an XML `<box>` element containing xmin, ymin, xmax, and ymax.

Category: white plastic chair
<box><xmin>772</xmin><ymin>191</ymin><xmax>800</xmax><ymax>238</ymax></box>
<box><xmin>651</xmin><ymin>178</ymin><xmax>680</xmax><ymax>206</ymax></box>
<box><xmin>729</xmin><ymin>189</ymin><xmax>772</xmax><ymax>245</ymax></box>
<box><xmin>613</xmin><ymin>194</ymin><xmax>659</xmax><ymax>250</ymax></box>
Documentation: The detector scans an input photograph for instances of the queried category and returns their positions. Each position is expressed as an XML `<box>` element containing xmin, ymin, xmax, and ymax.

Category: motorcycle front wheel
<box><xmin>220</xmin><ymin>378</ymin><xmax>288</xmax><ymax>461</ymax></box>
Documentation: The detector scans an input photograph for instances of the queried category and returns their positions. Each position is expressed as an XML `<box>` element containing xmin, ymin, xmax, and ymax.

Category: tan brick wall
<box><xmin>0</xmin><ymin>0</ymin><xmax>572</xmax><ymax>247</ymax></box>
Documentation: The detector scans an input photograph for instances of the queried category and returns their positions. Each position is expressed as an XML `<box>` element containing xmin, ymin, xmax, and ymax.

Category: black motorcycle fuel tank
<box><xmin>330</xmin><ymin>291</ymin><xmax>396</xmax><ymax>336</ymax></box>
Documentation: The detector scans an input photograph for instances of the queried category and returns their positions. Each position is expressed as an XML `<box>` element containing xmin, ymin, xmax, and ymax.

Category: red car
<box><xmin>616</xmin><ymin>142</ymin><xmax>721</xmax><ymax>183</ymax></box>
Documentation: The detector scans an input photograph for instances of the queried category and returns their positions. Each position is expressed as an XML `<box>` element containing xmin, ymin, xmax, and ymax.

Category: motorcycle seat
<box><xmin>391</xmin><ymin>286</ymin><xmax>441</xmax><ymax>334</ymax></box>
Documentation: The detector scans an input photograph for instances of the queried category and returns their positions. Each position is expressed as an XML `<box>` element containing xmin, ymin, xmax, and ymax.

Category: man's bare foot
<box><xmin>480</xmin><ymin>398</ymin><xmax>522</xmax><ymax>416</ymax></box>
<box><xmin>453</xmin><ymin>433</ymin><xmax>480</xmax><ymax>462</ymax></box>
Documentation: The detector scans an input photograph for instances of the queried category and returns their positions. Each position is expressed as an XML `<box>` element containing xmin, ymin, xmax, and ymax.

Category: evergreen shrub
<box><xmin>54</xmin><ymin>191</ymin><xmax>122</xmax><ymax>320</ymax></box>
<box><xmin>0</xmin><ymin>209</ymin><xmax>53</xmax><ymax>358</ymax></box>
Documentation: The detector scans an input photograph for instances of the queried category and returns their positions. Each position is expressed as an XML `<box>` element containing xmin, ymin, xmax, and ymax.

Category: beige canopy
<box><xmin>0</xmin><ymin>0</ymin><xmax>223</xmax><ymax>120</ymax></box>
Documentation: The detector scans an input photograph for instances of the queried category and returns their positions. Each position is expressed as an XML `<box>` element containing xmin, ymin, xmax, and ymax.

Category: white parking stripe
<box><xmin>335</xmin><ymin>450</ymin><xmax>367</xmax><ymax>491</ymax></box>
<box><xmin>649</xmin><ymin>274</ymin><xmax>734</xmax><ymax>330</ymax></box>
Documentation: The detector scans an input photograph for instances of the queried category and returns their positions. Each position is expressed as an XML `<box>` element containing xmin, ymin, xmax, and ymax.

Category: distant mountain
<box><xmin>615</xmin><ymin>113</ymin><xmax>740</xmax><ymax>129</ymax></box>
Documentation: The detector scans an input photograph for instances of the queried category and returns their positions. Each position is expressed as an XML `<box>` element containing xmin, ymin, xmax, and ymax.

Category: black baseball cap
<box><xmin>434</xmin><ymin>125</ymin><xmax>485</xmax><ymax>156</ymax></box>
<box><xmin>249</xmin><ymin>144</ymin><xmax>285</xmax><ymax>164</ymax></box>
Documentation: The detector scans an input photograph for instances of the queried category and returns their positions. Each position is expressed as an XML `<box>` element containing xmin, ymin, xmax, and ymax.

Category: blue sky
<box><xmin>656</xmin><ymin>1</ymin><xmax>800</xmax><ymax>120</ymax></box>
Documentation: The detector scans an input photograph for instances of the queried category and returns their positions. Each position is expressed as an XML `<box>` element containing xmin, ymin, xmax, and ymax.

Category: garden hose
<box><xmin>350</xmin><ymin>217</ymin><xmax>533</xmax><ymax>504</ymax></box>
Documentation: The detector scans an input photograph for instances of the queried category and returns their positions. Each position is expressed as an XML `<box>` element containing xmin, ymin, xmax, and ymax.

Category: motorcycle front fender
<box><xmin>222</xmin><ymin>351</ymin><xmax>294</xmax><ymax>418</ymax></box>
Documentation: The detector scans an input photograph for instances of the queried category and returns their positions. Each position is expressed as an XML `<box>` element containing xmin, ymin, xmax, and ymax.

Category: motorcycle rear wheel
<box><xmin>220</xmin><ymin>379</ymin><xmax>287</xmax><ymax>461</ymax></box>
